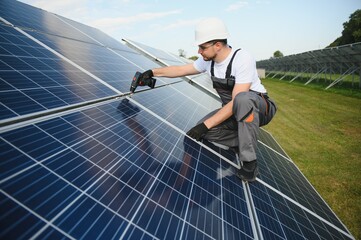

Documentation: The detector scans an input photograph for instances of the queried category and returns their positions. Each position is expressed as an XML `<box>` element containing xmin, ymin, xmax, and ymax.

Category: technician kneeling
<box><xmin>136</xmin><ymin>17</ymin><xmax>277</xmax><ymax>182</ymax></box>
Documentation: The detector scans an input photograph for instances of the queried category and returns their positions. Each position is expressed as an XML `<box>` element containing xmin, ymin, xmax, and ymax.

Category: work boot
<box><xmin>236</xmin><ymin>160</ymin><xmax>259</xmax><ymax>182</ymax></box>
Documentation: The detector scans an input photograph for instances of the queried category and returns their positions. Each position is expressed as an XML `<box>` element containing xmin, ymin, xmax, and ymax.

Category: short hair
<box><xmin>216</xmin><ymin>39</ymin><xmax>228</xmax><ymax>45</ymax></box>
<box><xmin>207</xmin><ymin>39</ymin><xmax>227</xmax><ymax>45</ymax></box>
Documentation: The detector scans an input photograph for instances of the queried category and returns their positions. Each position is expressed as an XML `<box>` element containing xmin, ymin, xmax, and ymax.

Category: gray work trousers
<box><xmin>198</xmin><ymin>92</ymin><xmax>277</xmax><ymax>162</ymax></box>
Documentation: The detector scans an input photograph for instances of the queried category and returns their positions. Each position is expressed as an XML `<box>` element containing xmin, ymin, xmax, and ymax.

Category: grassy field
<box><xmin>261</xmin><ymin>78</ymin><xmax>361</xmax><ymax>239</ymax></box>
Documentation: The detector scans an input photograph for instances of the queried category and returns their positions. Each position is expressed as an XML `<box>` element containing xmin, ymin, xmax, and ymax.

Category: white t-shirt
<box><xmin>193</xmin><ymin>48</ymin><xmax>266</xmax><ymax>93</ymax></box>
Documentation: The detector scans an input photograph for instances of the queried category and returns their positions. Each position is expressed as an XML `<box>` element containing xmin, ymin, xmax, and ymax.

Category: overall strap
<box><xmin>211</xmin><ymin>61</ymin><xmax>215</xmax><ymax>76</ymax></box>
<box><xmin>225</xmin><ymin>48</ymin><xmax>241</xmax><ymax>78</ymax></box>
<box><xmin>210</xmin><ymin>48</ymin><xmax>241</xmax><ymax>78</ymax></box>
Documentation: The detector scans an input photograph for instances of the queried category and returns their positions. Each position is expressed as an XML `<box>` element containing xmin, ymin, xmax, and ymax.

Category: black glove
<box><xmin>138</xmin><ymin>70</ymin><xmax>154</xmax><ymax>86</ymax></box>
<box><xmin>186</xmin><ymin>122</ymin><xmax>209</xmax><ymax>141</ymax></box>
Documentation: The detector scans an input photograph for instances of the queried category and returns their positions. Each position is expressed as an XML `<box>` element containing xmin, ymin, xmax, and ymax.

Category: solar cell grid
<box><xmin>131</xmin><ymin>81</ymin><xmax>221</xmax><ymax>131</ymax></box>
<box><xmin>256</xmin><ymin>142</ymin><xmax>348</xmax><ymax>232</ymax></box>
<box><xmin>25</xmin><ymin>30</ymin><xmax>179</xmax><ymax>92</ymax></box>
<box><xmin>258</xmin><ymin>128</ymin><xmax>290</xmax><ymax>159</ymax></box>
<box><xmin>0</xmin><ymin>24</ymin><xmax>117</xmax><ymax>121</ymax></box>
<box><xmin>0</xmin><ymin>98</ymin><xmax>254</xmax><ymax>239</ymax></box>
<box><xmin>250</xmin><ymin>182</ymin><xmax>351</xmax><ymax>240</ymax></box>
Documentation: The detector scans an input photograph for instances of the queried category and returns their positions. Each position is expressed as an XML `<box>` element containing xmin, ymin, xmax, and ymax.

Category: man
<box><xmin>137</xmin><ymin>17</ymin><xmax>277</xmax><ymax>182</ymax></box>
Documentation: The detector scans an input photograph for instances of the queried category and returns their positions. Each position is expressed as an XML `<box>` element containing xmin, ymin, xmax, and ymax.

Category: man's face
<box><xmin>198</xmin><ymin>41</ymin><xmax>217</xmax><ymax>61</ymax></box>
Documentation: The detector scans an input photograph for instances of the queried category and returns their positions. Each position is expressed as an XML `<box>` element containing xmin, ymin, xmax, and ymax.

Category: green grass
<box><xmin>261</xmin><ymin>78</ymin><xmax>361</xmax><ymax>239</ymax></box>
<box><xmin>267</xmin><ymin>71</ymin><xmax>361</xmax><ymax>89</ymax></box>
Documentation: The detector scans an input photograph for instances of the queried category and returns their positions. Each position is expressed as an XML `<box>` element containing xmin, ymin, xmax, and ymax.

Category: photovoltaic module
<box><xmin>0</xmin><ymin>0</ymin><xmax>355</xmax><ymax>239</ymax></box>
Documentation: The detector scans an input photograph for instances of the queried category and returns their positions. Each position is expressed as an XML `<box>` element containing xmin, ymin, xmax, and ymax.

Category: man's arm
<box><xmin>203</xmin><ymin>82</ymin><xmax>251</xmax><ymax>129</ymax></box>
<box><xmin>152</xmin><ymin>63</ymin><xmax>200</xmax><ymax>78</ymax></box>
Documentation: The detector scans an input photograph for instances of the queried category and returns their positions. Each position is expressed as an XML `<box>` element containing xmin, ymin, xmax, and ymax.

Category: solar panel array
<box><xmin>0</xmin><ymin>1</ymin><xmax>355</xmax><ymax>239</ymax></box>
<box><xmin>256</xmin><ymin>42</ymin><xmax>361</xmax><ymax>89</ymax></box>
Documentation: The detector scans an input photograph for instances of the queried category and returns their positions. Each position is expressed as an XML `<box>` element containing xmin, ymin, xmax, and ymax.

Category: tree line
<box><xmin>328</xmin><ymin>9</ymin><xmax>361</xmax><ymax>47</ymax></box>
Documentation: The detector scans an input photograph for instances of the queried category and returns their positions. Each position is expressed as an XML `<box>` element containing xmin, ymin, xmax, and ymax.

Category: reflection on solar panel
<box><xmin>123</xmin><ymin>39</ymin><xmax>187</xmax><ymax>66</ymax></box>
<box><xmin>0</xmin><ymin>24</ymin><xmax>118</xmax><ymax>122</ymax></box>
<box><xmin>0</xmin><ymin>1</ymin><xmax>355</xmax><ymax>239</ymax></box>
<box><xmin>0</xmin><ymin>0</ymin><xmax>99</xmax><ymax>45</ymax></box>
<box><xmin>123</xmin><ymin>38</ymin><xmax>218</xmax><ymax>96</ymax></box>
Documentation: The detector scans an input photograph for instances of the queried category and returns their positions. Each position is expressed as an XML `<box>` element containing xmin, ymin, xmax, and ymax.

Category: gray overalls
<box><xmin>199</xmin><ymin>49</ymin><xmax>277</xmax><ymax>162</ymax></box>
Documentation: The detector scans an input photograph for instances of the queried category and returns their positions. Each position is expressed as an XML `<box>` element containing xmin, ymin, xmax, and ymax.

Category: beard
<box><xmin>202</xmin><ymin>54</ymin><xmax>216</xmax><ymax>61</ymax></box>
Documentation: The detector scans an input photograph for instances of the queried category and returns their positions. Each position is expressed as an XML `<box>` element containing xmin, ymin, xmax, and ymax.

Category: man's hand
<box><xmin>186</xmin><ymin>122</ymin><xmax>209</xmax><ymax>141</ymax></box>
<box><xmin>139</xmin><ymin>70</ymin><xmax>154</xmax><ymax>84</ymax></box>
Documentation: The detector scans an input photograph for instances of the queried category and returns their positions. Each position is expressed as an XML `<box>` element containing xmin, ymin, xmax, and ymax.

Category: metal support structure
<box><xmin>326</xmin><ymin>66</ymin><xmax>359</xmax><ymax>89</ymax></box>
<box><xmin>258</xmin><ymin>43</ymin><xmax>361</xmax><ymax>89</ymax></box>
<box><xmin>290</xmin><ymin>67</ymin><xmax>311</xmax><ymax>82</ymax></box>
<box><xmin>271</xmin><ymin>71</ymin><xmax>284</xmax><ymax>79</ymax></box>
<box><xmin>279</xmin><ymin>67</ymin><xmax>296</xmax><ymax>80</ymax></box>
<box><xmin>305</xmin><ymin>67</ymin><xmax>328</xmax><ymax>85</ymax></box>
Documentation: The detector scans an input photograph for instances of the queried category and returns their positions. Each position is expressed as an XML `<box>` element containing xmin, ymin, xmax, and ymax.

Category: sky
<box><xmin>18</xmin><ymin>0</ymin><xmax>361</xmax><ymax>61</ymax></box>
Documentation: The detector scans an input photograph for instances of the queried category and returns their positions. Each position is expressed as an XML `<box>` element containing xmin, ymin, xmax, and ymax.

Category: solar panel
<box><xmin>250</xmin><ymin>183</ymin><xmax>351</xmax><ymax>239</ymax></box>
<box><xmin>256</xmin><ymin>41</ymin><xmax>361</xmax><ymax>89</ymax></box>
<box><xmin>0</xmin><ymin>24</ymin><xmax>117</xmax><ymax>122</ymax></box>
<box><xmin>0</xmin><ymin>1</ymin><xmax>355</xmax><ymax>240</ymax></box>
<box><xmin>0</xmin><ymin>97</ymin><xmax>254</xmax><ymax>239</ymax></box>
<box><xmin>255</xmin><ymin>143</ymin><xmax>350</xmax><ymax>235</ymax></box>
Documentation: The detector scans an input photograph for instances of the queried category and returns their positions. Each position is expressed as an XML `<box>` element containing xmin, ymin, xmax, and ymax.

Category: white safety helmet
<box><xmin>195</xmin><ymin>17</ymin><xmax>229</xmax><ymax>45</ymax></box>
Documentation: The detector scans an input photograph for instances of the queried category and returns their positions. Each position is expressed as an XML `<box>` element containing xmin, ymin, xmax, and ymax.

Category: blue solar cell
<box><xmin>1</xmin><ymin>164</ymin><xmax>81</xmax><ymax>219</ymax></box>
<box><xmin>2</xmin><ymin>125</ymin><xmax>66</xmax><ymax>160</ymax></box>
<box><xmin>0</xmin><ymin>103</ymin><xmax>17</xmax><ymax>120</ymax></box>
<box><xmin>17</xmin><ymin>71</ymin><xmax>61</xmax><ymax>88</ymax></box>
<box><xmin>23</xmin><ymin>88</ymin><xmax>67</xmax><ymax>108</ymax></box>
<box><xmin>53</xmin><ymin>195</ymin><xmax>130</xmax><ymax>239</ymax></box>
<box><xmin>1</xmin><ymin>90</ymin><xmax>47</xmax><ymax>115</ymax></box>
<box><xmin>0</xmin><ymin>192</ymin><xmax>48</xmax><ymax>240</ymax></box>
<box><xmin>1</xmin><ymin>54</ymin><xmax>36</xmax><ymax>70</ymax></box>
<box><xmin>0</xmin><ymin>139</ymin><xmax>32</xmax><ymax>180</ymax></box>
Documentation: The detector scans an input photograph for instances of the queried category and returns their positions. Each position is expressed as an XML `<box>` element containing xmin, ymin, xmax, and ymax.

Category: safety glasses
<box><xmin>198</xmin><ymin>41</ymin><xmax>216</xmax><ymax>50</ymax></box>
